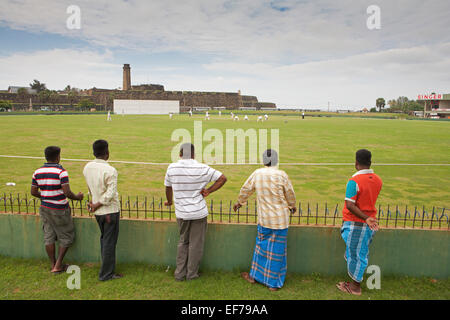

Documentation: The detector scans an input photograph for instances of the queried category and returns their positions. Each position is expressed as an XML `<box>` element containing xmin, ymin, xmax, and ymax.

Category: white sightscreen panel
<box><xmin>113</xmin><ymin>100</ymin><xmax>180</xmax><ymax>114</ymax></box>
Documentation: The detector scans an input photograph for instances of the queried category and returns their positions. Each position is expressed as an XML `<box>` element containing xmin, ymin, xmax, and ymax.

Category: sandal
<box><xmin>336</xmin><ymin>281</ymin><xmax>361</xmax><ymax>296</ymax></box>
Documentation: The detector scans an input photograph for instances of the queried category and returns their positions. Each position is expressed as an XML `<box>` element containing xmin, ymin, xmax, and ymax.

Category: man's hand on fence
<box><xmin>233</xmin><ymin>203</ymin><xmax>242</xmax><ymax>212</ymax></box>
<box><xmin>290</xmin><ymin>207</ymin><xmax>297</xmax><ymax>214</ymax></box>
<box><xmin>164</xmin><ymin>200</ymin><xmax>173</xmax><ymax>206</ymax></box>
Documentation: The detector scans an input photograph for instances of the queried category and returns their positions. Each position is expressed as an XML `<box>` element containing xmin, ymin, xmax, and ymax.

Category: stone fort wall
<box><xmin>0</xmin><ymin>86</ymin><xmax>276</xmax><ymax>111</ymax></box>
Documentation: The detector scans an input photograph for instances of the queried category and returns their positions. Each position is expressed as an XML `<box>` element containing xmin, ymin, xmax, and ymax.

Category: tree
<box><xmin>29</xmin><ymin>80</ymin><xmax>47</xmax><ymax>93</ymax></box>
<box><xmin>0</xmin><ymin>100</ymin><xmax>13</xmax><ymax>110</ymax></box>
<box><xmin>17</xmin><ymin>87</ymin><xmax>28</xmax><ymax>99</ymax></box>
<box><xmin>387</xmin><ymin>99</ymin><xmax>397</xmax><ymax>109</ymax></box>
<box><xmin>67</xmin><ymin>90</ymin><xmax>79</xmax><ymax>107</ymax></box>
<box><xmin>76</xmin><ymin>99</ymin><xmax>95</xmax><ymax>111</ymax></box>
<box><xmin>38</xmin><ymin>89</ymin><xmax>51</xmax><ymax>103</ymax></box>
<box><xmin>376</xmin><ymin>98</ymin><xmax>385</xmax><ymax>112</ymax></box>
<box><xmin>64</xmin><ymin>85</ymin><xmax>72</xmax><ymax>92</ymax></box>
<box><xmin>396</xmin><ymin>96</ymin><xmax>409</xmax><ymax>113</ymax></box>
<box><xmin>369</xmin><ymin>107</ymin><xmax>377</xmax><ymax>112</ymax></box>
<box><xmin>49</xmin><ymin>90</ymin><xmax>59</xmax><ymax>108</ymax></box>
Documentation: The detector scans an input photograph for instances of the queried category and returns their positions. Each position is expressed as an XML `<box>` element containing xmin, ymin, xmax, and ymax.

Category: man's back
<box><xmin>343</xmin><ymin>169</ymin><xmax>382</xmax><ymax>222</ymax></box>
<box><xmin>32</xmin><ymin>163</ymin><xmax>69</xmax><ymax>210</ymax></box>
<box><xmin>238</xmin><ymin>166</ymin><xmax>296</xmax><ymax>229</ymax></box>
<box><xmin>83</xmin><ymin>159</ymin><xmax>119</xmax><ymax>215</ymax></box>
<box><xmin>165</xmin><ymin>159</ymin><xmax>222</xmax><ymax>220</ymax></box>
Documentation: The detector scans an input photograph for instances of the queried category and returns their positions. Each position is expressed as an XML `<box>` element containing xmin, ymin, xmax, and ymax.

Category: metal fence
<box><xmin>1</xmin><ymin>193</ymin><xmax>448</xmax><ymax>230</ymax></box>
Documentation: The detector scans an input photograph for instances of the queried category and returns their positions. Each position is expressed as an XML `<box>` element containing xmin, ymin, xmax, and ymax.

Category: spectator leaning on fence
<box><xmin>337</xmin><ymin>149</ymin><xmax>382</xmax><ymax>296</ymax></box>
<box><xmin>164</xmin><ymin>143</ymin><xmax>227</xmax><ymax>281</ymax></box>
<box><xmin>31</xmin><ymin>146</ymin><xmax>83</xmax><ymax>274</ymax></box>
<box><xmin>83</xmin><ymin>139</ymin><xmax>123</xmax><ymax>281</ymax></box>
<box><xmin>234</xmin><ymin>149</ymin><xmax>296</xmax><ymax>291</ymax></box>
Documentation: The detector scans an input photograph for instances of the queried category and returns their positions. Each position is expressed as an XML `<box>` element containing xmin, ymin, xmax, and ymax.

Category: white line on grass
<box><xmin>0</xmin><ymin>155</ymin><xmax>449</xmax><ymax>166</ymax></box>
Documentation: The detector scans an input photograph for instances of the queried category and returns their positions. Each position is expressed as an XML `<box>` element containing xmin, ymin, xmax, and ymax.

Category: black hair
<box><xmin>180</xmin><ymin>143</ymin><xmax>194</xmax><ymax>159</ymax></box>
<box><xmin>93</xmin><ymin>139</ymin><xmax>109</xmax><ymax>158</ymax></box>
<box><xmin>356</xmin><ymin>149</ymin><xmax>372</xmax><ymax>166</ymax></box>
<box><xmin>262</xmin><ymin>149</ymin><xmax>278</xmax><ymax>167</ymax></box>
<box><xmin>45</xmin><ymin>146</ymin><xmax>61</xmax><ymax>162</ymax></box>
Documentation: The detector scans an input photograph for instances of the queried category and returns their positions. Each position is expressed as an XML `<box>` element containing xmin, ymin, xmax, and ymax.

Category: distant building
<box><xmin>417</xmin><ymin>93</ymin><xmax>450</xmax><ymax>119</ymax></box>
<box><xmin>8</xmin><ymin>86</ymin><xmax>37</xmax><ymax>94</ymax></box>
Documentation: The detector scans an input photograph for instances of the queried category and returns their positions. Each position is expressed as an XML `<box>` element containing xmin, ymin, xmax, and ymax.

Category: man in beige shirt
<box><xmin>234</xmin><ymin>149</ymin><xmax>296</xmax><ymax>291</ymax></box>
<box><xmin>83</xmin><ymin>139</ymin><xmax>123</xmax><ymax>281</ymax></box>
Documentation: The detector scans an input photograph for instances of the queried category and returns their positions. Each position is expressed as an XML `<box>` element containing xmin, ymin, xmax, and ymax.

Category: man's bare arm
<box><xmin>30</xmin><ymin>185</ymin><xmax>41</xmax><ymax>199</ymax></box>
<box><xmin>164</xmin><ymin>186</ymin><xmax>173</xmax><ymax>206</ymax></box>
<box><xmin>61</xmin><ymin>184</ymin><xmax>83</xmax><ymax>201</ymax></box>
<box><xmin>345</xmin><ymin>200</ymin><xmax>378</xmax><ymax>230</ymax></box>
<box><xmin>201</xmin><ymin>174</ymin><xmax>227</xmax><ymax>197</ymax></box>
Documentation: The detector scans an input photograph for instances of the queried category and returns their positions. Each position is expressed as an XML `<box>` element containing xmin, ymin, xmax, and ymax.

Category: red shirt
<box><xmin>342</xmin><ymin>169</ymin><xmax>382</xmax><ymax>223</ymax></box>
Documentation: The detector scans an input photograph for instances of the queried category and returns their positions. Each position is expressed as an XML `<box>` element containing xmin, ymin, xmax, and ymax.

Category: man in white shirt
<box><xmin>83</xmin><ymin>139</ymin><xmax>123</xmax><ymax>281</ymax></box>
<box><xmin>164</xmin><ymin>143</ymin><xmax>227</xmax><ymax>281</ymax></box>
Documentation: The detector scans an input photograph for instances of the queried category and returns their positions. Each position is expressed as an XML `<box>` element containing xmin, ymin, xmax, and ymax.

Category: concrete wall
<box><xmin>0</xmin><ymin>214</ymin><xmax>448</xmax><ymax>278</ymax></box>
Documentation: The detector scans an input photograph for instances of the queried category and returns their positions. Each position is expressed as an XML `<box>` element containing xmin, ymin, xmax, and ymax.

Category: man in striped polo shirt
<box><xmin>31</xmin><ymin>146</ymin><xmax>83</xmax><ymax>274</ymax></box>
<box><xmin>337</xmin><ymin>149</ymin><xmax>382</xmax><ymax>296</ymax></box>
<box><xmin>164</xmin><ymin>143</ymin><xmax>227</xmax><ymax>281</ymax></box>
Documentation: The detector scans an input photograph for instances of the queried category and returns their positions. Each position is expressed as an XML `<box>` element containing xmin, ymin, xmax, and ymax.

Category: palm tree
<box><xmin>29</xmin><ymin>80</ymin><xmax>47</xmax><ymax>93</ymax></box>
<box><xmin>376</xmin><ymin>98</ymin><xmax>385</xmax><ymax>112</ymax></box>
<box><xmin>68</xmin><ymin>90</ymin><xmax>78</xmax><ymax>107</ymax></box>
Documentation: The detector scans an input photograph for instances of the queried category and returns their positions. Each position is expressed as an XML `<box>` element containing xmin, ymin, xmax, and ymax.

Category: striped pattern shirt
<box><xmin>31</xmin><ymin>163</ymin><xmax>69</xmax><ymax>210</ymax></box>
<box><xmin>164</xmin><ymin>159</ymin><xmax>222</xmax><ymax>220</ymax></box>
<box><xmin>238</xmin><ymin>166</ymin><xmax>296</xmax><ymax>230</ymax></box>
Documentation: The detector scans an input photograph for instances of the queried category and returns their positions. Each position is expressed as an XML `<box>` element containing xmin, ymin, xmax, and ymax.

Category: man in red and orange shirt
<box><xmin>337</xmin><ymin>149</ymin><xmax>382</xmax><ymax>296</ymax></box>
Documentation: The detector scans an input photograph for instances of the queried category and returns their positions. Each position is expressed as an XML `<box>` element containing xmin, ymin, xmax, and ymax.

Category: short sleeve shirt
<box><xmin>164</xmin><ymin>159</ymin><xmax>222</xmax><ymax>220</ymax></box>
<box><xmin>32</xmin><ymin>163</ymin><xmax>69</xmax><ymax>210</ymax></box>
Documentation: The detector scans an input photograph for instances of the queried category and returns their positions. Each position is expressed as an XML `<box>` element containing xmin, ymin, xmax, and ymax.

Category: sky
<box><xmin>0</xmin><ymin>0</ymin><xmax>449</xmax><ymax>109</ymax></box>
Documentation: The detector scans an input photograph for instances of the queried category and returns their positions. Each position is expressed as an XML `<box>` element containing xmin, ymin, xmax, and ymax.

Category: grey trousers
<box><xmin>175</xmin><ymin>217</ymin><xmax>208</xmax><ymax>280</ymax></box>
<box><xmin>95</xmin><ymin>212</ymin><xmax>120</xmax><ymax>281</ymax></box>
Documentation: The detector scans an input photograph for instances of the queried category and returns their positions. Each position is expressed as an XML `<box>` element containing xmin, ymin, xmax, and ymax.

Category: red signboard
<box><xmin>418</xmin><ymin>93</ymin><xmax>443</xmax><ymax>100</ymax></box>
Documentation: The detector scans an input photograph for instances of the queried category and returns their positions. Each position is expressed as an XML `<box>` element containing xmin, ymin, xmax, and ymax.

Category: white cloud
<box><xmin>1</xmin><ymin>0</ymin><xmax>449</xmax><ymax>61</ymax></box>
<box><xmin>202</xmin><ymin>43</ymin><xmax>450</xmax><ymax>107</ymax></box>
<box><xmin>0</xmin><ymin>49</ymin><xmax>120</xmax><ymax>90</ymax></box>
<box><xmin>0</xmin><ymin>1</ymin><xmax>449</xmax><ymax>108</ymax></box>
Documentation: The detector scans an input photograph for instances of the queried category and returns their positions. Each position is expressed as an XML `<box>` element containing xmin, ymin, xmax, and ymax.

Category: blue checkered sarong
<box><xmin>341</xmin><ymin>221</ymin><xmax>376</xmax><ymax>282</ymax></box>
<box><xmin>249</xmin><ymin>225</ymin><xmax>288</xmax><ymax>289</ymax></box>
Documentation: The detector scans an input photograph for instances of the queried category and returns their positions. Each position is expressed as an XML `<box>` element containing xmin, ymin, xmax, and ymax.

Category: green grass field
<box><xmin>0</xmin><ymin>255</ymin><xmax>448</xmax><ymax>300</ymax></box>
<box><xmin>0</xmin><ymin>114</ymin><xmax>449</xmax><ymax>209</ymax></box>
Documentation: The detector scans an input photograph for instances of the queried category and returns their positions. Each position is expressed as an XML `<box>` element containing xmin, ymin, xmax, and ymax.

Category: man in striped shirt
<box><xmin>164</xmin><ymin>143</ymin><xmax>227</xmax><ymax>281</ymax></box>
<box><xmin>31</xmin><ymin>146</ymin><xmax>83</xmax><ymax>274</ymax></box>
<box><xmin>234</xmin><ymin>149</ymin><xmax>296</xmax><ymax>291</ymax></box>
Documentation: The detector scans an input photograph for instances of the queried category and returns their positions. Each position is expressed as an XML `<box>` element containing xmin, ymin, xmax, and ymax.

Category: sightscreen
<box><xmin>113</xmin><ymin>99</ymin><xmax>180</xmax><ymax>115</ymax></box>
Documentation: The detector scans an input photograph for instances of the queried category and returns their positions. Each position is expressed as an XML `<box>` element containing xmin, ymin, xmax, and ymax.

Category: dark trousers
<box><xmin>175</xmin><ymin>217</ymin><xmax>207</xmax><ymax>280</ymax></box>
<box><xmin>95</xmin><ymin>212</ymin><xmax>120</xmax><ymax>281</ymax></box>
